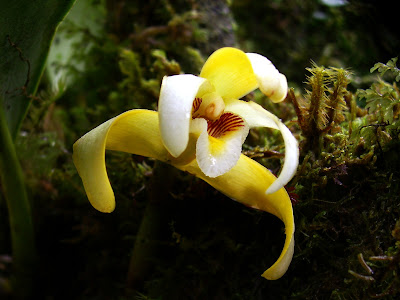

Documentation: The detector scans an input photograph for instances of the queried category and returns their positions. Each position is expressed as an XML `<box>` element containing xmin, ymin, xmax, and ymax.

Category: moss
<box><xmin>287</xmin><ymin>59</ymin><xmax>400</xmax><ymax>299</ymax></box>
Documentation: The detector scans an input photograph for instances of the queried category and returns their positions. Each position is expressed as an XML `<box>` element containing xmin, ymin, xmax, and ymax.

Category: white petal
<box><xmin>225</xmin><ymin>99</ymin><xmax>278</xmax><ymax>129</ymax></box>
<box><xmin>266</xmin><ymin>117</ymin><xmax>299</xmax><ymax>194</ymax></box>
<box><xmin>226</xmin><ymin>100</ymin><xmax>299</xmax><ymax>193</ymax></box>
<box><xmin>191</xmin><ymin>117</ymin><xmax>249</xmax><ymax>178</ymax></box>
<box><xmin>158</xmin><ymin>74</ymin><xmax>208</xmax><ymax>157</ymax></box>
<box><xmin>246</xmin><ymin>53</ymin><xmax>288</xmax><ymax>103</ymax></box>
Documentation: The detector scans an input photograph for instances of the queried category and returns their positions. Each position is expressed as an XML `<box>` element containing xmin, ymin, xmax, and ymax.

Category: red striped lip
<box><xmin>207</xmin><ymin>112</ymin><xmax>245</xmax><ymax>138</ymax></box>
<box><xmin>192</xmin><ymin>97</ymin><xmax>244</xmax><ymax>138</ymax></box>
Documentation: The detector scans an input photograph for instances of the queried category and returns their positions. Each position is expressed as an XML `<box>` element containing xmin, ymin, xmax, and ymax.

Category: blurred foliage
<box><xmin>1</xmin><ymin>0</ymin><xmax>400</xmax><ymax>299</ymax></box>
<box><xmin>231</xmin><ymin>0</ymin><xmax>400</xmax><ymax>86</ymax></box>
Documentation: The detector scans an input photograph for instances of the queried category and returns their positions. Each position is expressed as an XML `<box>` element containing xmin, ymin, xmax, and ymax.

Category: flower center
<box><xmin>192</xmin><ymin>96</ymin><xmax>245</xmax><ymax>139</ymax></box>
<box><xmin>192</xmin><ymin>92</ymin><xmax>225</xmax><ymax>121</ymax></box>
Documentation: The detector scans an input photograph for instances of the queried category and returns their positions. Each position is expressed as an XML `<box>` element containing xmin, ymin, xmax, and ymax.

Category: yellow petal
<box><xmin>178</xmin><ymin>152</ymin><xmax>295</xmax><ymax>280</ymax></box>
<box><xmin>73</xmin><ymin>110</ymin><xmax>170</xmax><ymax>213</ymax></box>
<box><xmin>200</xmin><ymin>47</ymin><xmax>258</xmax><ymax>100</ymax></box>
<box><xmin>246</xmin><ymin>53</ymin><xmax>288</xmax><ymax>103</ymax></box>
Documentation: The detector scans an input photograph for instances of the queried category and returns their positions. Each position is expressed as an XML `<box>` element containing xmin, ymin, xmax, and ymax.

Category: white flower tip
<box><xmin>265</xmin><ymin>157</ymin><xmax>296</xmax><ymax>194</ymax></box>
<box><xmin>265</xmin><ymin>118</ymin><xmax>299</xmax><ymax>194</ymax></box>
<box><xmin>246</xmin><ymin>53</ymin><xmax>288</xmax><ymax>103</ymax></box>
<box><xmin>263</xmin><ymin>73</ymin><xmax>288</xmax><ymax>103</ymax></box>
<box><xmin>196</xmin><ymin>133</ymin><xmax>242</xmax><ymax>178</ymax></box>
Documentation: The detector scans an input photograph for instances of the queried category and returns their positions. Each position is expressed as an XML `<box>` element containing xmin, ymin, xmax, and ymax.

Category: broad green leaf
<box><xmin>0</xmin><ymin>0</ymin><xmax>77</xmax><ymax>138</ymax></box>
<box><xmin>46</xmin><ymin>0</ymin><xmax>106</xmax><ymax>88</ymax></box>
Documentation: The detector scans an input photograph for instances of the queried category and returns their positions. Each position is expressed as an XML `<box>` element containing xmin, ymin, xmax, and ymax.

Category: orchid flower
<box><xmin>73</xmin><ymin>47</ymin><xmax>298</xmax><ymax>280</ymax></box>
<box><xmin>159</xmin><ymin>48</ymin><xmax>298</xmax><ymax>193</ymax></box>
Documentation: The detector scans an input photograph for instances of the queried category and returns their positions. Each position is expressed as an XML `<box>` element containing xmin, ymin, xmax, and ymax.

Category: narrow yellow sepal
<box><xmin>73</xmin><ymin>110</ymin><xmax>169</xmax><ymax>213</ymax></box>
<box><xmin>178</xmin><ymin>151</ymin><xmax>295</xmax><ymax>280</ymax></box>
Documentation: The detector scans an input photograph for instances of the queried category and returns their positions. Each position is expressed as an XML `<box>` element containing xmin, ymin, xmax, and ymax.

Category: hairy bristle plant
<box><xmin>289</xmin><ymin>62</ymin><xmax>351</xmax><ymax>154</ymax></box>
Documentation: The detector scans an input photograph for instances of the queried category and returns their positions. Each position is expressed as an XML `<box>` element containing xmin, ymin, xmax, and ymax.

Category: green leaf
<box><xmin>0</xmin><ymin>0</ymin><xmax>77</xmax><ymax>139</ymax></box>
<box><xmin>0</xmin><ymin>103</ymin><xmax>36</xmax><ymax>297</ymax></box>
<box><xmin>370</xmin><ymin>57</ymin><xmax>400</xmax><ymax>82</ymax></box>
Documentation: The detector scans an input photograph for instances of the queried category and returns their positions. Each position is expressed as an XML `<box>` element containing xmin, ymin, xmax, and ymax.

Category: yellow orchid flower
<box><xmin>159</xmin><ymin>47</ymin><xmax>297</xmax><ymax>194</ymax></box>
<box><xmin>72</xmin><ymin>47</ymin><xmax>298</xmax><ymax>280</ymax></box>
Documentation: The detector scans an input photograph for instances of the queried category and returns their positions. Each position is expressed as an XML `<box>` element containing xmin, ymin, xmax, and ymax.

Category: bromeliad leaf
<box><xmin>0</xmin><ymin>0</ymin><xmax>77</xmax><ymax>138</ymax></box>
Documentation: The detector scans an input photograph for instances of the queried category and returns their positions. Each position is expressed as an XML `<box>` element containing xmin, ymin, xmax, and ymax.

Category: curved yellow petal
<box><xmin>178</xmin><ymin>152</ymin><xmax>295</xmax><ymax>280</ymax></box>
<box><xmin>73</xmin><ymin>110</ymin><xmax>170</xmax><ymax>213</ymax></box>
<box><xmin>200</xmin><ymin>47</ymin><xmax>258</xmax><ymax>100</ymax></box>
<box><xmin>246</xmin><ymin>53</ymin><xmax>288</xmax><ymax>103</ymax></box>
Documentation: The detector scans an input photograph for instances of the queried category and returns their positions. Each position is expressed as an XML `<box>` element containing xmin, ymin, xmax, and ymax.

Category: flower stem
<box><xmin>0</xmin><ymin>105</ymin><xmax>37</xmax><ymax>298</ymax></box>
<box><xmin>126</xmin><ymin>162</ymin><xmax>176</xmax><ymax>290</ymax></box>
